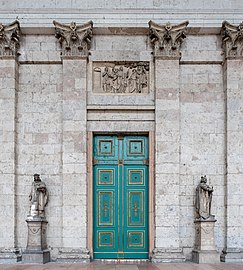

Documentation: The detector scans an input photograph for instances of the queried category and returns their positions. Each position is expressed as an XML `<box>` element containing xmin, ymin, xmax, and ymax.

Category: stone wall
<box><xmin>16</xmin><ymin>63</ymin><xmax>63</xmax><ymax>259</ymax></box>
<box><xmin>0</xmin><ymin>3</ymin><xmax>243</xmax><ymax>263</ymax></box>
<box><xmin>0</xmin><ymin>0</ymin><xmax>242</xmax><ymax>27</ymax></box>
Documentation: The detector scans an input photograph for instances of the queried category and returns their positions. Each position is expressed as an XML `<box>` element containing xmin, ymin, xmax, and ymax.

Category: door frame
<box><xmin>87</xmin><ymin>131</ymin><xmax>155</xmax><ymax>260</ymax></box>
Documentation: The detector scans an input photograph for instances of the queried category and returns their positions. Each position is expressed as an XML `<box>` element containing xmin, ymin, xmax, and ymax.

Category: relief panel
<box><xmin>93</xmin><ymin>62</ymin><xmax>149</xmax><ymax>94</ymax></box>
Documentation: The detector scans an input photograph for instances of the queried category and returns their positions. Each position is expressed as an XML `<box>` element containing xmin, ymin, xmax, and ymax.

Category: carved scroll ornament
<box><xmin>53</xmin><ymin>20</ymin><xmax>93</xmax><ymax>57</ymax></box>
<box><xmin>222</xmin><ymin>21</ymin><xmax>243</xmax><ymax>58</ymax></box>
<box><xmin>149</xmin><ymin>20</ymin><xmax>189</xmax><ymax>58</ymax></box>
<box><xmin>0</xmin><ymin>20</ymin><xmax>20</xmax><ymax>57</ymax></box>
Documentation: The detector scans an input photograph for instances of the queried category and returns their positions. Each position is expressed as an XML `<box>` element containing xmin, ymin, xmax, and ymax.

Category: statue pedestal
<box><xmin>22</xmin><ymin>216</ymin><xmax>50</xmax><ymax>264</ymax></box>
<box><xmin>192</xmin><ymin>216</ymin><xmax>220</xmax><ymax>264</ymax></box>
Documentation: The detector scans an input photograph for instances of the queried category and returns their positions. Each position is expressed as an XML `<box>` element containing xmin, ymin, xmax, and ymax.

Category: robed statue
<box><xmin>29</xmin><ymin>174</ymin><xmax>49</xmax><ymax>218</ymax></box>
<box><xmin>195</xmin><ymin>175</ymin><xmax>213</xmax><ymax>219</ymax></box>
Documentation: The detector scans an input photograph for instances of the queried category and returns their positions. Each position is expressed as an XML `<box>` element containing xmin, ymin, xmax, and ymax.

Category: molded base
<box><xmin>192</xmin><ymin>250</ymin><xmax>220</xmax><ymax>264</ymax></box>
<box><xmin>22</xmin><ymin>250</ymin><xmax>50</xmax><ymax>264</ymax></box>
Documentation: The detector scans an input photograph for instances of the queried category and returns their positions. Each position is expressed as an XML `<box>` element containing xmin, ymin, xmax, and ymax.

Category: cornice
<box><xmin>18</xmin><ymin>26</ymin><xmax>222</xmax><ymax>36</ymax></box>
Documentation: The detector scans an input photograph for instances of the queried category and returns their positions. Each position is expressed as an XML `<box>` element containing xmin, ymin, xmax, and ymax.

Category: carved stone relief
<box><xmin>222</xmin><ymin>21</ymin><xmax>243</xmax><ymax>58</ymax></box>
<box><xmin>93</xmin><ymin>62</ymin><xmax>149</xmax><ymax>94</ymax></box>
<box><xmin>53</xmin><ymin>20</ymin><xmax>93</xmax><ymax>57</ymax></box>
<box><xmin>149</xmin><ymin>20</ymin><xmax>188</xmax><ymax>58</ymax></box>
<box><xmin>0</xmin><ymin>20</ymin><xmax>20</xmax><ymax>57</ymax></box>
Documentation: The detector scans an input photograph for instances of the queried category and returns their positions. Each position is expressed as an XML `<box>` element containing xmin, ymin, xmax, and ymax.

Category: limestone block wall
<box><xmin>19</xmin><ymin>35</ymin><xmax>60</xmax><ymax>62</ymax></box>
<box><xmin>223</xmin><ymin>58</ymin><xmax>243</xmax><ymax>262</ymax></box>
<box><xmin>180</xmin><ymin>64</ymin><xmax>225</xmax><ymax>259</ymax></box>
<box><xmin>16</xmin><ymin>62</ymin><xmax>63</xmax><ymax>259</ymax></box>
<box><xmin>0</xmin><ymin>0</ymin><xmax>242</xmax><ymax>28</ymax></box>
<box><xmin>0</xmin><ymin>12</ymin><xmax>243</xmax><ymax>263</ymax></box>
<box><xmin>0</xmin><ymin>58</ymin><xmax>19</xmax><ymax>262</ymax></box>
<box><xmin>88</xmin><ymin>33</ymin><xmax>154</xmax><ymax>106</ymax></box>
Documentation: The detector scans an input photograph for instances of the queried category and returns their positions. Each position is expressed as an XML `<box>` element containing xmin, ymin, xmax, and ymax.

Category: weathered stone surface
<box><xmin>53</xmin><ymin>20</ymin><xmax>93</xmax><ymax>58</ymax></box>
<box><xmin>0</xmin><ymin>1</ymin><xmax>242</xmax><ymax>28</ymax></box>
<box><xmin>0</xmin><ymin>56</ymin><xmax>19</xmax><ymax>263</ymax></box>
<box><xmin>222</xmin><ymin>21</ymin><xmax>243</xmax><ymax>58</ymax></box>
<box><xmin>153</xmin><ymin>57</ymin><xmax>184</xmax><ymax>262</ymax></box>
<box><xmin>149</xmin><ymin>20</ymin><xmax>188</xmax><ymax>58</ymax></box>
<box><xmin>222</xmin><ymin>58</ymin><xmax>243</xmax><ymax>263</ymax></box>
<box><xmin>59</xmin><ymin>57</ymin><xmax>88</xmax><ymax>261</ymax></box>
<box><xmin>192</xmin><ymin>250</ymin><xmax>220</xmax><ymax>264</ymax></box>
<box><xmin>22</xmin><ymin>250</ymin><xmax>50</xmax><ymax>264</ymax></box>
<box><xmin>93</xmin><ymin>62</ymin><xmax>149</xmax><ymax>94</ymax></box>
<box><xmin>0</xmin><ymin>20</ymin><xmax>20</xmax><ymax>57</ymax></box>
<box><xmin>192</xmin><ymin>218</ymin><xmax>220</xmax><ymax>263</ymax></box>
<box><xmin>22</xmin><ymin>218</ymin><xmax>50</xmax><ymax>264</ymax></box>
<box><xmin>152</xmin><ymin>248</ymin><xmax>185</xmax><ymax>263</ymax></box>
<box><xmin>0</xmin><ymin>3</ymin><xmax>243</xmax><ymax>264</ymax></box>
<box><xmin>56</xmin><ymin>248</ymin><xmax>90</xmax><ymax>263</ymax></box>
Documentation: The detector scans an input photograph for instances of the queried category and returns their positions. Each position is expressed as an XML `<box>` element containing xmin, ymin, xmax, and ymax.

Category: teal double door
<box><xmin>93</xmin><ymin>135</ymin><xmax>149</xmax><ymax>259</ymax></box>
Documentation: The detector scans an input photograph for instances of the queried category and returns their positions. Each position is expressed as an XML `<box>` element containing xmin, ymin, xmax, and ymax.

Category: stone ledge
<box><xmin>0</xmin><ymin>249</ymin><xmax>21</xmax><ymax>264</ymax></box>
<box><xmin>87</xmin><ymin>105</ymin><xmax>155</xmax><ymax>111</ymax></box>
<box><xmin>151</xmin><ymin>248</ymin><xmax>185</xmax><ymax>263</ymax></box>
<box><xmin>56</xmin><ymin>248</ymin><xmax>90</xmax><ymax>263</ymax></box>
<box><xmin>221</xmin><ymin>250</ymin><xmax>243</xmax><ymax>263</ymax></box>
<box><xmin>0</xmin><ymin>26</ymin><xmax>227</xmax><ymax>36</ymax></box>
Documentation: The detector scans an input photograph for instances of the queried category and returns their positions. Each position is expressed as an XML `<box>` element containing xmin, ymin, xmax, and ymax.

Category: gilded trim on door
<box><xmin>93</xmin><ymin>135</ymin><xmax>149</xmax><ymax>259</ymax></box>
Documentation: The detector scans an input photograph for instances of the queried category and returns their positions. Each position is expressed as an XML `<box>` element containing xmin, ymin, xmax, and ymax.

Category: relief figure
<box><xmin>96</xmin><ymin>63</ymin><xmax>149</xmax><ymax>94</ymax></box>
<box><xmin>102</xmin><ymin>67</ymin><xmax>111</xmax><ymax>92</ymax></box>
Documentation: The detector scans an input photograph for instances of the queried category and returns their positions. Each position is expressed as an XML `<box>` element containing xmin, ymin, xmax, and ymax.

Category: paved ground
<box><xmin>0</xmin><ymin>262</ymin><xmax>243</xmax><ymax>270</ymax></box>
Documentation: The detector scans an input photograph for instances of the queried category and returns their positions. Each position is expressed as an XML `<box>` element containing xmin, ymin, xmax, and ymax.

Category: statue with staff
<box><xmin>195</xmin><ymin>175</ymin><xmax>213</xmax><ymax>219</ymax></box>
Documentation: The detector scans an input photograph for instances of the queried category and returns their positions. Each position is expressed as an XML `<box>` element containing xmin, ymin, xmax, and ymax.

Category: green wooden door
<box><xmin>93</xmin><ymin>135</ymin><xmax>149</xmax><ymax>259</ymax></box>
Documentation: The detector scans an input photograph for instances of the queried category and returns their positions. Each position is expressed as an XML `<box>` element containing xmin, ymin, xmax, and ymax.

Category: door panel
<box><xmin>93</xmin><ymin>135</ymin><xmax>148</xmax><ymax>259</ymax></box>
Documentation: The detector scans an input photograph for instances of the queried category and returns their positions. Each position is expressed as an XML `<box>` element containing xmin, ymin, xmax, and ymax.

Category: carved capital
<box><xmin>222</xmin><ymin>21</ymin><xmax>243</xmax><ymax>58</ymax></box>
<box><xmin>0</xmin><ymin>20</ymin><xmax>20</xmax><ymax>57</ymax></box>
<box><xmin>149</xmin><ymin>20</ymin><xmax>189</xmax><ymax>59</ymax></box>
<box><xmin>53</xmin><ymin>20</ymin><xmax>93</xmax><ymax>58</ymax></box>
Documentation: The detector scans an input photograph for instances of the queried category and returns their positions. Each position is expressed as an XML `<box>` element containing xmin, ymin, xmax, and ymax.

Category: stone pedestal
<box><xmin>192</xmin><ymin>216</ymin><xmax>220</xmax><ymax>263</ymax></box>
<box><xmin>22</xmin><ymin>216</ymin><xmax>50</xmax><ymax>264</ymax></box>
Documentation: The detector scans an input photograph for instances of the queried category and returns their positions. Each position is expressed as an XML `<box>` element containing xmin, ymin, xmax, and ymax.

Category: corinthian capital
<box><xmin>0</xmin><ymin>20</ymin><xmax>20</xmax><ymax>57</ymax></box>
<box><xmin>222</xmin><ymin>21</ymin><xmax>243</xmax><ymax>58</ymax></box>
<box><xmin>53</xmin><ymin>20</ymin><xmax>93</xmax><ymax>58</ymax></box>
<box><xmin>149</xmin><ymin>20</ymin><xmax>189</xmax><ymax>59</ymax></box>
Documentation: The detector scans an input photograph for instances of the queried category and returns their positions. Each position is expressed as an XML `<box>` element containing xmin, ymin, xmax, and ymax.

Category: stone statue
<box><xmin>195</xmin><ymin>175</ymin><xmax>213</xmax><ymax>219</ymax></box>
<box><xmin>29</xmin><ymin>174</ymin><xmax>49</xmax><ymax>218</ymax></box>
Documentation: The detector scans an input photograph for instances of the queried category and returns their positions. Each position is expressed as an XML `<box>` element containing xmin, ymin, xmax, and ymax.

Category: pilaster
<box><xmin>54</xmin><ymin>20</ymin><xmax>93</xmax><ymax>262</ymax></box>
<box><xmin>149</xmin><ymin>20</ymin><xmax>188</xmax><ymax>262</ymax></box>
<box><xmin>221</xmin><ymin>21</ymin><xmax>243</xmax><ymax>263</ymax></box>
<box><xmin>0</xmin><ymin>20</ymin><xmax>20</xmax><ymax>263</ymax></box>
